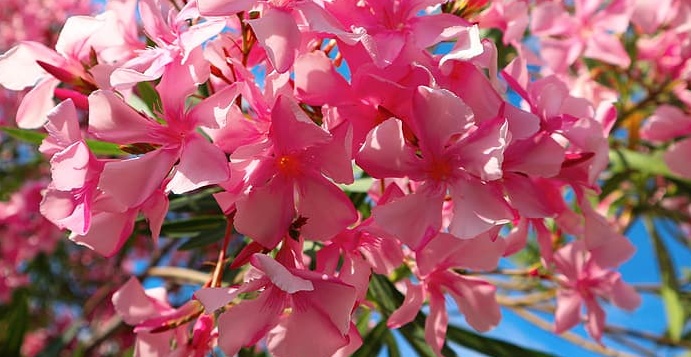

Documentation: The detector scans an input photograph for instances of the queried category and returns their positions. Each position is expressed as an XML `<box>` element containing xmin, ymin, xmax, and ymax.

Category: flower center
<box><xmin>277</xmin><ymin>155</ymin><xmax>301</xmax><ymax>177</ymax></box>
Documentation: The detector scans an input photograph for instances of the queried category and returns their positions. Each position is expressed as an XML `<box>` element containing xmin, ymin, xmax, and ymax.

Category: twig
<box><xmin>496</xmin><ymin>291</ymin><xmax>555</xmax><ymax>307</ymax></box>
<box><xmin>509</xmin><ymin>307</ymin><xmax>637</xmax><ymax>357</ymax></box>
<box><xmin>148</xmin><ymin>266</ymin><xmax>211</xmax><ymax>285</ymax></box>
<box><xmin>605</xmin><ymin>325</ymin><xmax>691</xmax><ymax>349</ymax></box>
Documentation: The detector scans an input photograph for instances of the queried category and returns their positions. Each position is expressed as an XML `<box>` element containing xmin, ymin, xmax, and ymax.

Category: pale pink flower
<box><xmin>113</xmin><ymin>277</ymin><xmax>200</xmax><ymax>357</ymax></box>
<box><xmin>357</xmin><ymin>85</ymin><xmax>514</xmax><ymax>248</ymax></box>
<box><xmin>196</xmin><ymin>254</ymin><xmax>358</xmax><ymax>357</ymax></box>
<box><xmin>553</xmin><ymin>241</ymin><xmax>641</xmax><ymax>341</ymax></box>
<box><xmin>199</xmin><ymin>0</ymin><xmax>356</xmax><ymax>73</ymax></box>
<box><xmin>229</xmin><ymin>95</ymin><xmax>357</xmax><ymax>248</ymax></box>
<box><xmin>388</xmin><ymin>232</ymin><xmax>505</xmax><ymax>356</ymax></box>
<box><xmin>530</xmin><ymin>0</ymin><xmax>633</xmax><ymax>72</ymax></box>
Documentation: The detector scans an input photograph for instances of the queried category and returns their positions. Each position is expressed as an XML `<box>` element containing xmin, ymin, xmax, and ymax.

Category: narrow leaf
<box><xmin>1</xmin><ymin>127</ymin><xmax>124</xmax><ymax>156</ymax></box>
<box><xmin>644</xmin><ymin>217</ymin><xmax>686</xmax><ymax>341</ymax></box>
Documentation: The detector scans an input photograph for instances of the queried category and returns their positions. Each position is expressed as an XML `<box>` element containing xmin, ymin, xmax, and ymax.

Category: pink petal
<box><xmin>293</xmin><ymin>51</ymin><xmax>350</xmax><ymax>106</ymax></box>
<box><xmin>155</xmin><ymin>60</ymin><xmax>199</xmax><ymax>117</ymax></box>
<box><xmin>295</xmin><ymin>174</ymin><xmax>358</xmax><ymax>241</ymax></box>
<box><xmin>167</xmin><ymin>135</ymin><xmax>230</xmax><ymax>194</ymax></box>
<box><xmin>449</xmin><ymin>178</ymin><xmax>514</xmax><ymax>239</ymax></box>
<box><xmin>372</xmin><ymin>191</ymin><xmax>443</xmax><ymax>250</ymax></box>
<box><xmin>234</xmin><ymin>175</ymin><xmax>295</xmax><ymax>249</ymax></box>
<box><xmin>453</xmin><ymin>117</ymin><xmax>508</xmax><ymax>181</ymax></box>
<box><xmin>413</xmin><ymin>86</ymin><xmax>474</xmax><ymax>155</ymax></box>
<box><xmin>251</xmin><ymin>254</ymin><xmax>314</xmax><ymax>293</ymax></box>
<box><xmin>292</xmin><ymin>270</ymin><xmax>357</xmax><ymax>335</ymax></box>
<box><xmin>356</xmin><ymin>118</ymin><xmax>422</xmax><ymax>178</ymax></box>
<box><xmin>70</xmin><ymin>209</ymin><xmax>137</xmax><ymax>257</ymax></box>
<box><xmin>640</xmin><ymin>105</ymin><xmax>691</xmax><ymax>142</ymax></box>
<box><xmin>584</xmin><ymin>298</ymin><xmax>605</xmax><ymax>341</ymax></box>
<box><xmin>417</xmin><ymin>232</ymin><xmax>505</xmax><ymax>275</ymax></box>
<box><xmin>554</xmin><ymin>290</ymin><xmax>583</xmax><ymax>334</ymax></box>
<box><xmin>50</xmin><ymin>141</ymin><xmax>92</xmax><ymax>191</ymax></box>
<box><xmin>195</xmin><ymin>282</ymin><xmax>263</xmax><ymax>312</ymax></box>
<box><xmin>388</xmin><ymin>280</ymin><xmax>425</xmax><ymax>328</ymax></box>
<box><xmin>425</xmin><ymin>289</ymin><xmax>449</xmax><ymax>356</ymax></box>
<box><xmin>217</xmin><ymin>290</ymin><xmax>282</xmax><ymax>356</ymax></box>
<box><xmin>112</xmin><ymin>277</ymin><xmax>161</xmax><ymax>325</ymax></box>
<box><xmin>439</xmin><ymin>24</ymin><xmax>484</xmax><ymax>66</ymax></box>
<box><xmin>198</xmin><ymin>0</ymin><xmax>254</xmax><ymax>15</ymax></box>
<box><xmin>503</xmin><ymin>135</ymin><xmax>565</xmax><ymax>177</ymax></box>
<box><xmin>270</xmin><ymin>95</ymin><xmax>331</xmax><ymax>154</ymax></box>
<box><xmin>40</xmin><ymin>187</ymin><xmax>90</xmax><ymax>234</ymax></box>
<box><xmin>504</xmin><ymin>174</ymin><xmax>562</xmax><ymax>218</ymax></box>
<box><xmin>665</xmin><ymin>138</ymin><xmax>691</xmax><ymax>179</ymax></box>
<box><xmin>99</xmin><ymin>149</ymin><xmax>178</xmax><ymax>209</ymax></box>
<box><xmin>584</xmin><ymin>33</ymin><xmax>631</xmax><ymax>68</ymax></box>
<box><xmin>88</xmin><ymin>90</ymin><xmax>157</xmax><ymax>144</ymax></box>
<box><xmin>611</xmin><ymin>278</ymin><xmax>642</xmax><ymax>311</ymax></box>
<box><xmin>267</xmin><ymin>307</ymin><xmax>349</xmax><ymax>357</ymax></box>
<box><xmin>503</xmin><ymin>217</ymin><xmax>529</xmax><ymax>257</ymax></box>
<box><xmin>248</xmin><ymin>9</ymin><xmax>300</xmax><ymax>73</ymax></box>
<box><xmin>410</xmin><ymin>14</ymin><xmax>470</xmax><ymax>48</ymax></box>
<box><xmin>187</xmin><ymin>83</ymin><xmax>242</xmax><ymax>129</ymax></box>
<box><xmin>0</xmin><ymin>42</ymin><xmax>62</xmax><ymax>90</ymax></box>
<box><xmin>16</xmin><ymin>77</ymin><xmax>59</xmax><ymax>129</ymax></box>
<box><xmin>140</xmin><ymin>189</ymin><xmax>169</xmax><ymax>242</ymax></box>
<box><xmin>297</xmin><ymin>1</ymin><xmax>358</xmax><ymax>44</ymax></box>
<box><xmin>332</xmin><ymin>323</ymin><xmax>363</xmax><ymax>357</ymax></box>
<box><xmin>41</xmin><ymin>99</ymin><xmax>82</xmax><ymax>154</ymax></box>
<box><xmin>445</xmin><ymin>273</ymin><xmax>501</xmax><ymax>332</ymax></box>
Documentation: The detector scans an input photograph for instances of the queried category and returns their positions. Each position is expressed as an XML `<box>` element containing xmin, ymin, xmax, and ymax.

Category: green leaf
<box><xmin>2</xmin><ymin>126</ymin><xmax>46</xmax><ymax>145</ymax></box>
<box><xmin>609</xmin><ymin>148</ymin><xmax>672</xmax><ymax>178</ymax></box>
<box><xmin>368</xmin><ymin>274</ymin><xmax>554</xmax><ymax>357</ymax></box>
<box><xmin>383</xmin><ymin>329</ymin><xmax>402</xmax><ymax>357</ymax></box>
<box><xmin>0</xmin><ymin>290</ymin><xmax>30</xmax><ymax>356</ymax></box>
<box><xmin>368</xmin><ymin>275</ymin><xmax>454</xmax><ymax>357</ymax></box>
<box><xmin>177</xmin><ymin>226</ymin><xmax>227</xmax><ymax>250</ymax></box>
<box><xmin>445</xmin><ymin>325</ymin><xmax>553</xmax><ymax>357</ymax></box>
<box><xmin>135</xmin><ymin>81</ymin><xmax>162</xmax><ymax>116</ymax></box>
<box><xmin>644</xmin><ymin>217</ymin><xmax>686</xmax><ymax>341</ymax></box>
<box><xmin>353</xmin><ymin>320</ymin><xmax>388</xmax><ymax>357</ymax></box>
<box><xmin>160</xmin><ymin>215</ymin><xmax>226</xmax><ymax>238</ymax></box>
<box><xmin>85</xmin><ymin>140</ymin><xmax>125</xmax><ymax>156</ymax></box>
<box><xmin>338</xmin><ymin>177</ymin><xmax>374</xmax><ymax>193</ymax></box>
<box><xmin>1</xmin><ymin>127</ymin><xmax>124</xmax><ymax>156</ymax></box>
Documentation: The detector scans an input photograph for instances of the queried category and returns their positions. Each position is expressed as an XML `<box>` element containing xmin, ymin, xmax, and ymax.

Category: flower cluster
<box><xmin>4</xmin><ymin>0</ymin><xmax>690</xmax><ymax>355</ymax></box>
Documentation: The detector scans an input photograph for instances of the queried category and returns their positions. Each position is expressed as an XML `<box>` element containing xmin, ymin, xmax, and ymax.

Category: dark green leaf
<box><xmin>177</xmin><ymin>226</ymin><xmax>227</xmax><ymax>250</ymax></box>
<box><xmin>644</xmin><ymin>217</ymin><xmax>686</xmax><ymax>341</ymax></box>
<box><xmin>2</xmin><ymin>126</ymin><xmax>46</xmax><ymax>145</ymax></box>
<box><xmin>445</xmin><ymin>325</ymin><xmax>553</xmax><ymax>357</ymax></box>
<box><xmin>160</xmin><ymin>215</ymin><xmax>226</xmax><ymax>240</ymax></box>
<box><xmin>352</xmin><ymin>320</ymin><xmax>388</xmax><ymax>357</ymax></box>
<box><xmin>1</xmin><ymin>127</ymin><xmax>124</xmax><ymax>156</ymax></box>
<box><xmin>0</xmin><ymin>290</ymin><xmax>30</xmax><ymax>356</ymax></box>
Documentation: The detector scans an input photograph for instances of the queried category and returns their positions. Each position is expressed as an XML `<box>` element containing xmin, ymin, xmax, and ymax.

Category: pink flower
<box><xmin>388</xmin><ymin>233</ymin><xmax>505</xmax><ymax>356</ymax></box>
<box><xmin>553</xmin><ymin>241</ymin><xmax>641</xmax><ymax>341</ymax></box>
<box><xmin>196</xmin><ymin>254</ymin><xmax>357</xmax><ymax>357</ymax></box>
<box><xmin>199</xmin><ymin>0</ymin><xmax>356</xmax><ymax>73</ymax></box>
<box><xmin>357</xmin><ymin>85</ymin><xmax>514</xmax><ymax>248</ymax></box>
<box><xmin>530</xmin><ymin>0</ymin><xmax>633</xmax><ymax>72</ymax></box>
<box><xmin>230</xmin><ymin>95</ymin><xmax>357</xmax><ymax>248</ymax></box>
<box><xmin>113</xmin><ymin>277</ymin><xmax>205</xmax><ymax>356</ymax></box>
<box><xmin>88</xmin><ymin>75</ymin><xmax>234</xmax><ymax>205</ymax></box>
<box><xmin>478</xmin><ymin>0</ymin><xmax>529</xmax><ymax>45</ymax></box>
<box><xmin>0</xmin><ymin>1</ymin><xmax>142</xmax><ymax>127</ymax></box>
<box><xmin>327</xmin><ymin>0</ymin><xmax>475</xmax><ymax>68</ymax></box>
<box><xmin>110</xmin><ymin>0</ymin><xmax>225</xmax><ymax>89</ymax></box>
<box><xmin>39</xmin><ymin>100</ymin><xmax>102</xmax><ymax>236</ymax></box>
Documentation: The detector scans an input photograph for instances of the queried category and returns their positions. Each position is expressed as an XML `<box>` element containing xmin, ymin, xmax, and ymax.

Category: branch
<box><xmin>509</xmin><ymin>307</ymin><xmax>637</xmax><ymax>357</ymax></box>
